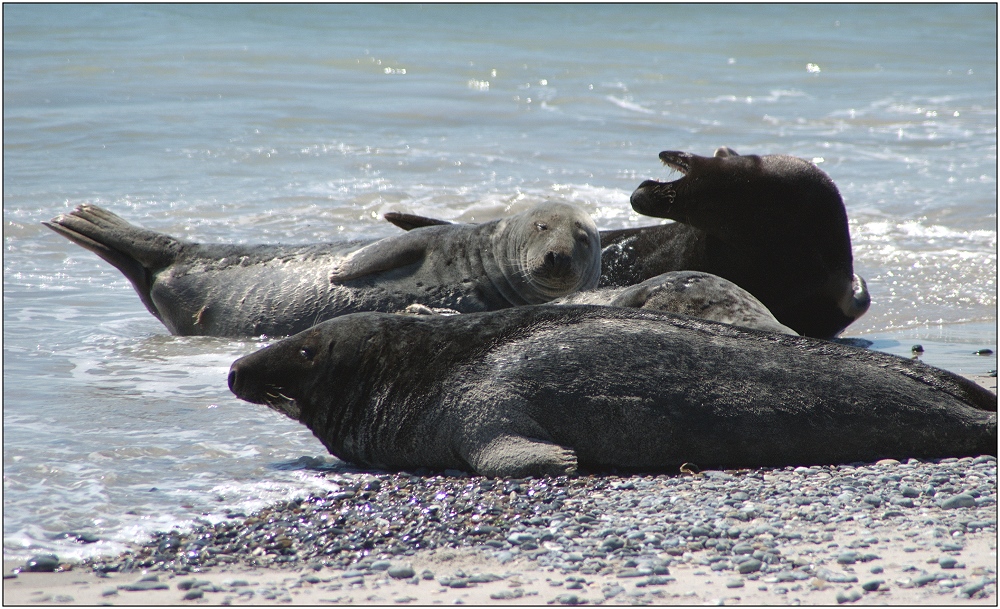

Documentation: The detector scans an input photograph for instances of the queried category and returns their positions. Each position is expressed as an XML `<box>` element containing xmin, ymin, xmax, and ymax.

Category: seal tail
<box><xmin>43</xmin><ymin>205</ymin><xmax>182</xmax><ymax>322</ymax></box>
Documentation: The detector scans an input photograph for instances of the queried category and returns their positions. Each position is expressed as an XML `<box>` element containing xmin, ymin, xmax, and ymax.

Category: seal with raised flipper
<box><xmin>228</xmin><ymin>305</ymin><xmax>996</xmax><ymax>477</ymax></box>
<box><xmin>382</xmin><ymin>147</ymin><xmax>870</xmax><ymax>339</ymax></box>
<box><xmin>44</xmin><ymin>202</ymin><xmax>601</xmax><ymax>338</ymax></box>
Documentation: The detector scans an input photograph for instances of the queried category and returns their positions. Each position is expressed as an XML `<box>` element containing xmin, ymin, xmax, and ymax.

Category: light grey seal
<box><xmin>228</xmin><ymin>306</ymin><xmax>996</xmax><ymax>477</ymax></box>
<box><xmin>43</xmin><ymin>202</ymin><xmax>600</xmax><ymax>338</ymax></box>
<box><xmin>383</xmin><ymin>147</ymin><xmax>871</xmax><ymax>339</ymax></box>
<box><xmin>551</xmin><ymin>271</ymin><xmax>797</xmax><ymax>335</ymax></box>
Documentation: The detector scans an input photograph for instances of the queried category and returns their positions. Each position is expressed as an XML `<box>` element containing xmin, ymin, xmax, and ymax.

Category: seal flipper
<box><xmin>329</xmin><ymin>231</ymin><xmax>429</xmax><ymax>282</ymax></box>
<box><xmin>383</xmin><ymin>212</ymin><xmax>453</xmax><ymax>232</ymax></box>
<box><xmin>43</xmin><ymin>205</ymin><xmax>182</xmax><ymax>322</ymax></box>
<box><xmin>465</xmin><ymin>434</ymin><xmax>579</xmax><ymax>477</ymax></box>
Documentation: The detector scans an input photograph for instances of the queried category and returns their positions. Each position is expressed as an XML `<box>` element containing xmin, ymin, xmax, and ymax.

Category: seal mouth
<box><xmin>629</xmin><ymin>151</ymin><xmax>692</xmax><ymax>218</ymax></box>
<box><xmin>260</xmin><ymin>389</ymin><xmax>302</xmax><ymax>419</ymax></box>
<box><xmin>658</xmin><ymin>150</ymin><xmax>692</xmax><ymax>175</ymax></box>
<box><xmin>228</xmin><ymin>366</ymin><xmax>302</xmax><ymax>419</ymax></box>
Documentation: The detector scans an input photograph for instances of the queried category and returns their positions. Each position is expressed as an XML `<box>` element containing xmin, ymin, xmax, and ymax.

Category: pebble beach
<box><xmin>5</xmin><ymin>377</ymin><xmax>996</xmax><ymax>606</ymax></box>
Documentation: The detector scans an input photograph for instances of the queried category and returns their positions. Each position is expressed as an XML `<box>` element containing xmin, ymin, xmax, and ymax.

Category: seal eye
<box><xmin>535</xmin><ymin>222</ymin><xmax>548</xmax><ymax>231</ymax></box>
<box><xmin>299</xmin><ymin>347</ymin><xmax>316</xmax><ymax>362</ymax></box>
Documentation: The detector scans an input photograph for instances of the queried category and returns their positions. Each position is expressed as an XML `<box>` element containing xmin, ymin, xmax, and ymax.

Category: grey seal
<box><xmin>228</xmin><ymin>306</ymin><xmax>996</xmax><ymax>477</ymax></box>
<box><xmin>383</xmin><ymin>147</ymin><xmax>870</xmax><ymax>339</ymax></box>
<box><xmin>43</xmin><ymin>202</ymin><xmax>600</xmax><ymax>338</ymax></box>
<box><xmin>551</xmin><ymin>271</ymin><xmax>797</xmax><ymax>335</ymax></box>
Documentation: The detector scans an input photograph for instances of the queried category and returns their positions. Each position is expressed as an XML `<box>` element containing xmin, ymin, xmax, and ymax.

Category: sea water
<box><xmin>4</xmin><ymin>4</ymin><xmax>996</xmax><ymax>562</ymax></box>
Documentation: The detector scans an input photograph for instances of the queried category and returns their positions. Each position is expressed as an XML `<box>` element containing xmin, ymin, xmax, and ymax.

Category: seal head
<box><xmin>488</xmin><ymin>202</ymin><xmax>602</xmax><ymax>304</ymax></box>
<box><xmin>630</xmin><ymin>148</ymin><xmax>870</xmax><ymax>337</ymax></box>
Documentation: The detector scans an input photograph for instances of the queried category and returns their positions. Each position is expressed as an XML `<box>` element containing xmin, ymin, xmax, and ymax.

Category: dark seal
<box><xmin>229</xmin><ymin>306</ymin><xmax>996</xmax><ymax>477</ymax></box>
<box><xmin>383</xmin><ymin>147</ymin><xmax>870</xmax><ymax>339</ymax></box>
<box><xmin>44</xmin><ymin>203</ymin><xmax>600</xmax><ymax>338</ymax></box>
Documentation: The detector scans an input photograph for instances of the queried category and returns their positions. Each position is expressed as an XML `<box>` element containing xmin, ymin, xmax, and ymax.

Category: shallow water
<box><xmin>3</xmin><ymin>4</ymin><xmax>996</xmax><ymax>562</ymax></box>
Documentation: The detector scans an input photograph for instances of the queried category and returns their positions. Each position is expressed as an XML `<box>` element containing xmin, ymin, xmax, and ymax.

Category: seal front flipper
<box><xmin>383</xmin><ymin>212</ymin><xmax>454</xmax><ymax>232</ymax></box>
<box><xmin>465</xmin><ymin>434</ymin><xmax>579</xmax><ymax>477</ymax></box>
<box><xmin>328</xmin><ymin>231</ymin><xmax>429</xmax><ymax>282</ymax></box>
<box><xmin>43</xmin><ymin>204</ymin><xmax>182</xmax><ymax>322</ymax></box>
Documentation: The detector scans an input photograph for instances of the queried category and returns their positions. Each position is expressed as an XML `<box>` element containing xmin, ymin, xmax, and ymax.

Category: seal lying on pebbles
<box><xmin>228</xmin><ymin>306</ymin><xmax>996</xmax><ymax>477</ymax></box>
<box><xmin>43</xmin><ymin>202</ymin><xmax>600</xmax><ymax>338</ymax></box>
<box><xmin>551</xmin><ymin>271</ymin><xmax>797</xmax><ymax>335</ymax></box>
<box><xmin>383</xmin><ymin>147</ymin><xmax>870</xmax><ymax>339</ymax></box>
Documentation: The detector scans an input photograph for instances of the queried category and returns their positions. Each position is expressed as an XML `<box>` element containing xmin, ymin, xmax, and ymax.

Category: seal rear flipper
<box><xmin>383</xmin><ymin>212</ymin><xmax>454</xmax><ymax>232</ymax></box>
<box><xmin>43</xmin><ymin>205</ymin><xmax>183</xmax><ymax>322</ymax></box>
<box><xmin>328</xmin><ymin>232</ymin><xmax>429</xmax><ymax>282</ymax></box>
<box><xmin>465</xmin><ymin>434</ymin><xmax>578</xmax><ymax>477</ymax></box>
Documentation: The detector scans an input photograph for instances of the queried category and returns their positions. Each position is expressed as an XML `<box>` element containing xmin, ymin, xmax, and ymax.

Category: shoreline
<box><xmin>4</xmin><ymin>375</ymin><xmax>996</xmax><ymax>606</ymax></box>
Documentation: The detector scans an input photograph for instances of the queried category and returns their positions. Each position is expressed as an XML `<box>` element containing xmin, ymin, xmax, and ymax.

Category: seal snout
<box><xmin>227</xmin><ymin>367</ymin><xmax>239</xmax><ymax>394</ymax></box>
<box><xmin>228</xmin><ymin>362</ymin><xmax>253</xmax><ymax>401</ymax></box>
<box><xmin>543</xmin><ymin>250</ymin><xmax>575</xmax><ymax>277</ymax></box>
<box><xmin>630</xmin><ymin>179</ymin><xmax>676</xmax><ymax>218</ymax></box>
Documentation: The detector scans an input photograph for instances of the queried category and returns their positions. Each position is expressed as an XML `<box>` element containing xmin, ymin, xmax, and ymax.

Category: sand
<box><xmin>3</xmin><ymin>526</ymin><xmax>997</xmax><ymax>606</ymax></box>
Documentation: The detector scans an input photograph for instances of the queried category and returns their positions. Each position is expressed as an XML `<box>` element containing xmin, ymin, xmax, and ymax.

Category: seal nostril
<box><xmin>544</xmin><ymin>251</ymin><xmax>573</xmax><ymax>274</ymax></box>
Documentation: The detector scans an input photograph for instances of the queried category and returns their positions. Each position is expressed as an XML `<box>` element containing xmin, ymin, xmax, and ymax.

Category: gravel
<box><xmin>16</xmin><ymin>454</ymin><xmax>997</xmax><ymax>603</ymax></box>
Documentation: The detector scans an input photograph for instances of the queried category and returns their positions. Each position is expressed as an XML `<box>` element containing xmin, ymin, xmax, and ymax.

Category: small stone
<box><xmin>119</xmin><ymin>581</ymin><xmax>170</xmax><ymax>591</ymax></box>
<box><xmin>861</xmin><ymin>579</ymin><xmax>883</xmax><ymax>592</ymax></box>
<box><xmin>939</xmin><ymin>557</ymin><xmax>958</xmax><ymax>569</ymax></box>
<box><xmin>939</xmin><ymin>494</ymin><xmax>976</xmax><ymax>509</ymax></box>
<box><xmin>725</xmin><ymin>578</ymin><xmax>745</xmax><ymax>588</ymax></box>
<box><xmin>23</xmin><ymin>554</ymin><xmax>60</xmax><ymax>573</ymax></box>
<box><xmin>890</xmin><ymin>497</ymin><xmax>914</xmax><ymax>508</ymax></box>
<box><xmin>491</xmin><ymin>589</ymin><xmax>524</xmax><ymax>600</ymax></box>
<box><xmin>637</xmin><ymin>576</ymin><xmax>674</xmax><ymax>587</ymax></box>
<box><xmin>737</xmin><ymin>559</ymin><xmax>762</xmax><ymax>574</ymax></box>
<box><xmin>862</xmin><ymin>494</ymin><xmax>882</xmax><ymax>507</ymax></box>
<box><xmin>837</xmin><ymin>552</ymin><xmax>859</xmax><ymax>565</ymax></box>
<box><xmin>899</xmin><ymin>486</ymin><xmax>920</xmax><ymax>498</ymax></box>
<box><xmin>836</xmin><ymin>589</ymin><xmax>862</xmax><ymax>603</ymax></box>
<box><xmin>183</xmin><ymin>589</ymin><xmax>204</xmax><ymax>600</ymax></box>
<box><xmin>600</xmin><ymin>536</ymin><xmax>625</xmax><ymax>551</ymax></box>
<box><xmin>960</xmin><ymin>580</ymin><xmax>987</xmax><ymax>597</ymax></box>
<box><xmin>370</xmin><ymin>560</ymin><xmax>392</xmax><ymax>571</ymax></box>
<box><xmin>869</xmin><ymin>566</ymin><xmax>883</xmax><ymax>574</ymax></box>
<box><xmin>913</xmin><ymin>574</ymin><xmax>936</xmax><ymax>587</ymax></box>
<box><xmin>507</xmin><ymin>532</ymin><xmax>536</xmax><ymax>545</ymax></box>
<box><xmin>388</xmin><ymin>565</ymin><xmax>416</xmax><ymax>579</ymax></box>
<box><xmin>553</xmin><ymin>593</ymin><xmax>582</xmax><ymax>605</ymax></box>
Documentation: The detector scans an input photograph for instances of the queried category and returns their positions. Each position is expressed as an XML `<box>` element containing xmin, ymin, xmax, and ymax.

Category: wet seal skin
<box><xmin>384</xmin><ymin>147</ymin><xmax>870</xmax><ymax>339</ymax></box>
<box><xmin>229</xmin><ymin>305</ymin><xmax>996</xmax><ymax>477</ymax></box>
<box><xmin>44</xmin><ymin>202</ymin><xmax>600</xmax><ymax>338</ymax></box>
<box><xmin>552</xmin><ymin>270</ymin><xmax>797</xmax><ymax>335</ymax></box>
